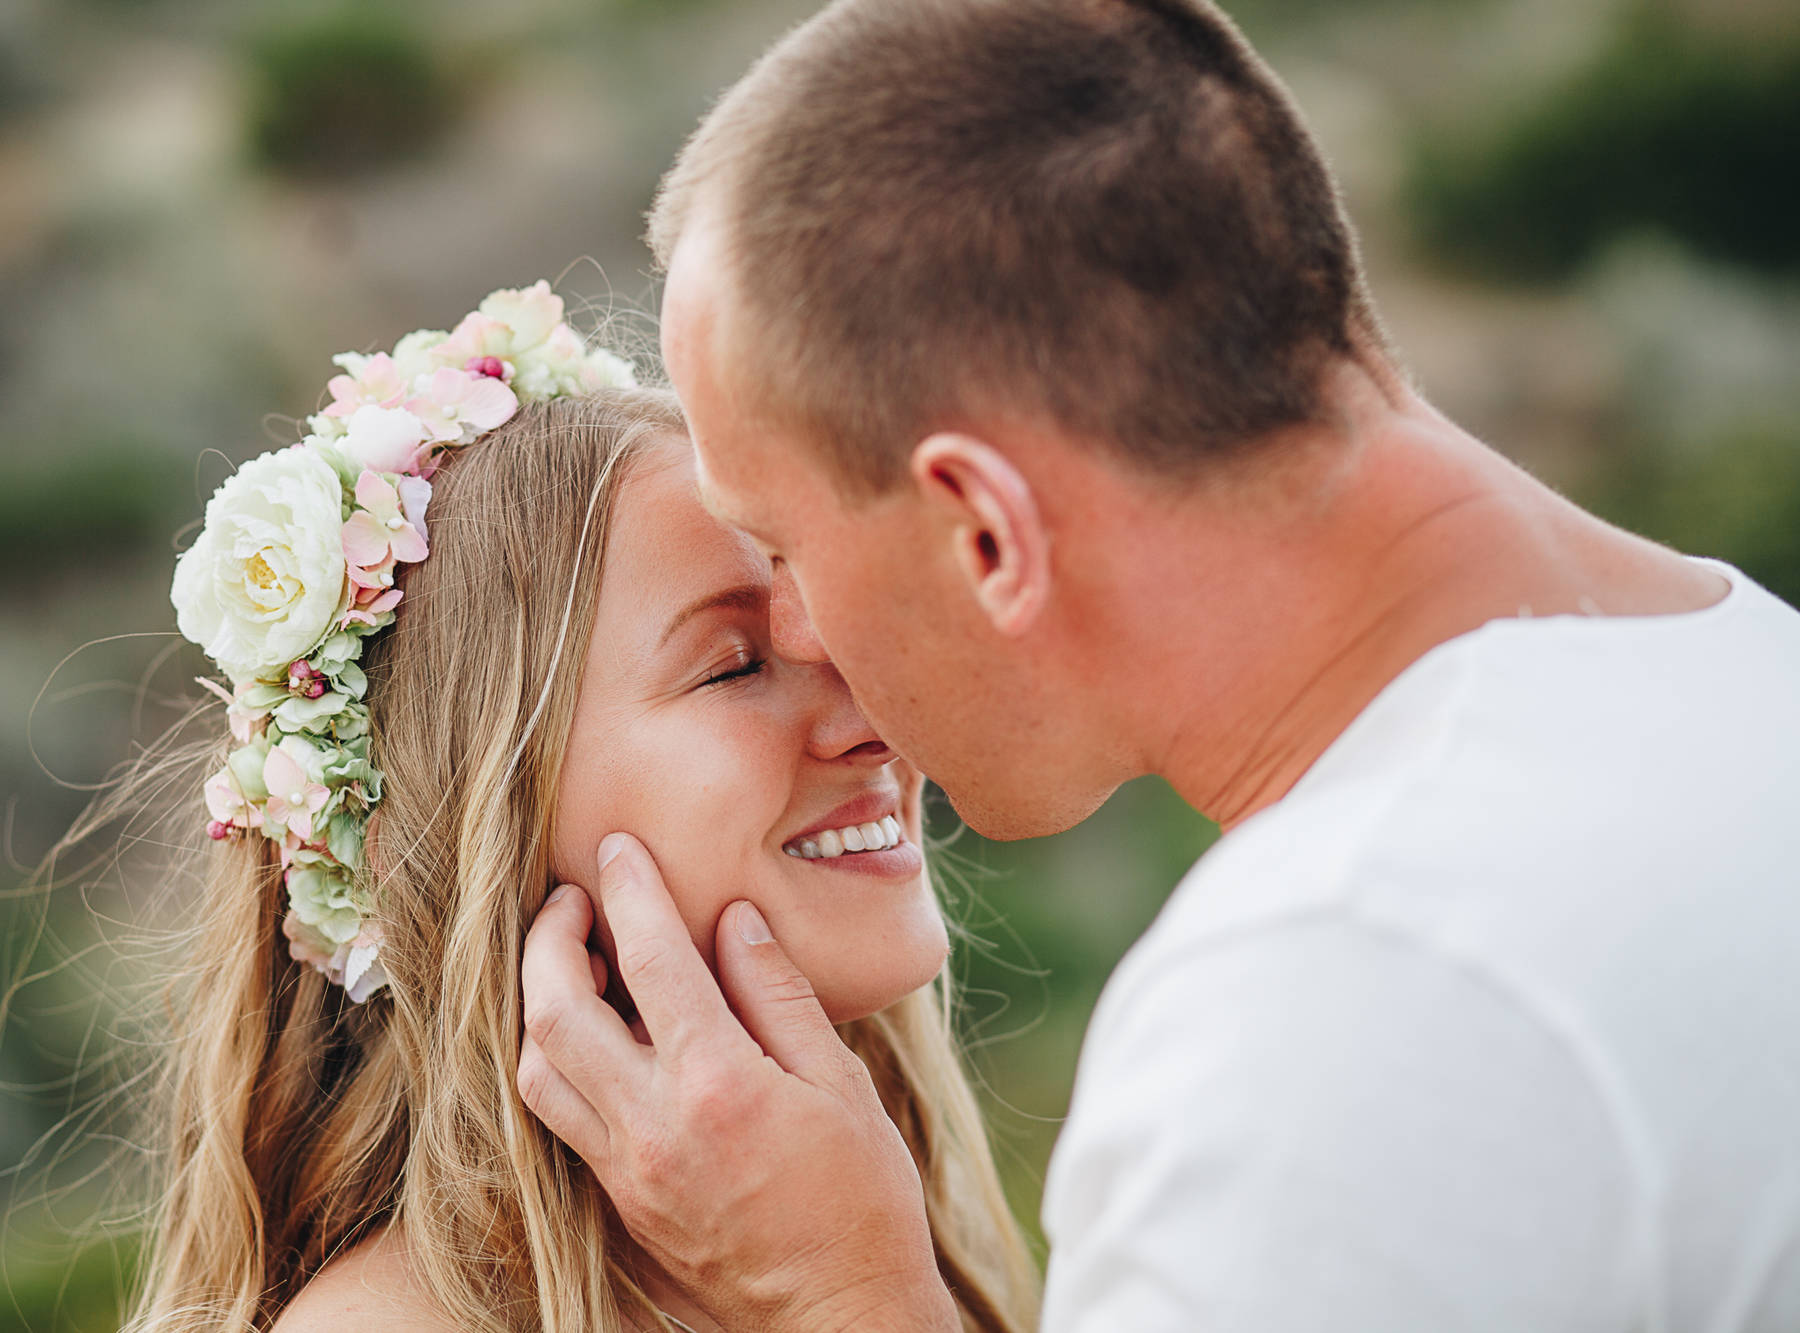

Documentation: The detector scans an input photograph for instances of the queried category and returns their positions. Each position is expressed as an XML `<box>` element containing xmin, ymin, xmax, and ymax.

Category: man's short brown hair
<box><xmin>651</xmin><ymin>0</ymin><xmax>1393</xmax><ymax>491</ymax></box>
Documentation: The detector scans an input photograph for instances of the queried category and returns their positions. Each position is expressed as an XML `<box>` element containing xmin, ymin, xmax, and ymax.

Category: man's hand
<box><xmin>517</xmin><ymin>833</ymin><xmax>959</xmax><ymax>1333</ymax></box>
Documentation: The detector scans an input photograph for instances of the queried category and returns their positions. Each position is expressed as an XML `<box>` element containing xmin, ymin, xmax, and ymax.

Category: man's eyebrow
<box><xmin>658</xmin><ymin>585</ymin><xmax>767</xmax><ymax>648</ymax></box>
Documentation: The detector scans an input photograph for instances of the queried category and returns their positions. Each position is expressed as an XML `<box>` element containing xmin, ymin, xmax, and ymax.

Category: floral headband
<box><xmin>172</xmin><ymin>282</ymin><xmax>635</xmax><ymax>1001</ymax></box>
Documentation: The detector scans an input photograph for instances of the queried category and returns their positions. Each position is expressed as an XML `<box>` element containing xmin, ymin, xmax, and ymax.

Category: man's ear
<box><xmin>910</xmin><ymin>433</ymin><xmax>1049</xmax><ymax>636</ymax></box>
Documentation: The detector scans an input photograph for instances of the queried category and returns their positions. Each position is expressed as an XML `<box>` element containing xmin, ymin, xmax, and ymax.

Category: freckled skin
<box><xmin>551</xmin><ymin>439</ymin><xmax>947</xmax><ymax>1024</ymax></box>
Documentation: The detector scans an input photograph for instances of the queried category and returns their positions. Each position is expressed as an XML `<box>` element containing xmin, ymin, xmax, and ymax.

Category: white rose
<box><xmin>172</xmin><ymin>446</ymin><xmax>351</xmax><ymax>684</ymax></box>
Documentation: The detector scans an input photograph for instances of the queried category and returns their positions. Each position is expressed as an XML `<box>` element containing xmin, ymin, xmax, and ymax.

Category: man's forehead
<box><xmin>688</xmin><ymin>432</ymin><xmax>768</xmax><ymax>538</ymax></box>
<box><xmin>659</xmin><ymin>213</ymin><xmax>734</xmax><ymax>369</ymax></box>
<box><xmin>688</xmin><ymin>441</ymin><xmax>731</xmax><ymax>520</ymax></box>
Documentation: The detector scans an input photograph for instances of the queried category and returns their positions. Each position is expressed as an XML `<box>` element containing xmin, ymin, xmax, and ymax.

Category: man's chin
<box><xmin>942</xmin><ymin>777</ymin><xmax>1119</xmax><ymax>843</ymax></box>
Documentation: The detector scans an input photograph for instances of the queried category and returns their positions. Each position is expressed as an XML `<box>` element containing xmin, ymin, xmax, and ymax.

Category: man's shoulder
<box><xmin>1039</xmin><ymin>569</ymin><xmax>1800</xmax><ymax>1330</ymax></box>
<box><xmin>1133</xmin><ymin>565</ymin><xmax>1800</xmax><ymax>971</ymax></box>
<box><xmin>1040</xmin><ymin>903</ymin><xmax>1647</xmax><ymax>1332</ymax></box>
<box><xmin>1075</xmin><ymin>557</ymin><xmax>1800</xmax><ymax>1147</ymax></box>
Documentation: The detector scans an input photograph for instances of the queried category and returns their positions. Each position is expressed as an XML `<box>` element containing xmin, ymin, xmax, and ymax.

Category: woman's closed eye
<box><xmin>700</xmin><ymin>646</ymin><xmax>766</xmax><ymax>688</ymax></box>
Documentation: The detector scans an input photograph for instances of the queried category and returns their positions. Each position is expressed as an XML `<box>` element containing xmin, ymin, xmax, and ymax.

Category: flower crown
<box><xmin>172</xmin><ymin>281</ymin><xmax>635</xmax><ymax>1001</ymax></box>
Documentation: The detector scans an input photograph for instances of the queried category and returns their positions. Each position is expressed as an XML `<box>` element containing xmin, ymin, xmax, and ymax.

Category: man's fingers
<box><xmin>595</xmin><ymin>833</ymin><xmax>746</xmax><ymax>1056</ymax></box>
<box><xmin>516</xmin><ymin>1032</ymin><xmax>613</xmax><ymax>1175</ymax></box>
<box><xmin>715</xmin><ymin>900</ymin><xmax>861</xmax><ymax>1088</ymax></box>
<box><xmin>520</xmin><ymin>881</ymin><xmax>648</xmax><ymax>1118</ymax></box>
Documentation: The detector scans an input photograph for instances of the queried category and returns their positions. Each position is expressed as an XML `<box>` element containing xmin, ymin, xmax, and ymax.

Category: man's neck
<box><xmin>1101</xmin><ymin>383</ymin><xmax>1727</xmax><ymax>832</ymax></box>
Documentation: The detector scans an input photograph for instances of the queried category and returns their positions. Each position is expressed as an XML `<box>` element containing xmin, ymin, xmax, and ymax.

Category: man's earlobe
<box><xmin>910</xmin><ymin>434</ymin><xmax>1049</xmax><ymax>637</ymax></box>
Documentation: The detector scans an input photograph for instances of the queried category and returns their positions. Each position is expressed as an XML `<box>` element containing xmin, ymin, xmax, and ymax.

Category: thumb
<box><xmin>714</xmin><ymin>900</ymin><xmax>846</xmax><ymax>1083</ymax></box>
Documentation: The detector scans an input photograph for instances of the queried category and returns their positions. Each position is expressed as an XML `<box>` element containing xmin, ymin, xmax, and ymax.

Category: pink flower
<box><xmin>276</xmin><ymin>827</ymin><xmax>324</xmax><ymax>869</ymax></box>
<box><xmin>432</xmin><ymin>312</ymin><xmax>516</xmax><ymax>370</ymax></box>
<box><xmin>430</xmin><ymin>281</ymin><xmax>566</xmax><ymax>370</ymax></box>
<box><xmin>405</xmin><ymin>366</ymin><xmax>518</xmax><ymax>445</ymax></box>
<box><xmin>204</xmin><ymin>767</ymin><xmax>263</xmax><ymax>833</ymax></box>
<box><xmin>262</xmin><ymin>740</ymin><xmax>331</xmax><ymax>842</ymax></box>
<box><xmin>282</xmin><ymin>911</ymin><xmax>335</xmax><ymax>971</ymax></box>
<box><xmin>196</xmin><ymin>676</ymin><xmax>271</xmax><ymax>744</ymax></box>
<box><xmin>336</xmin><ymin>405</ymin><xmax>433</xmax><ymax>476</ymax></box>
<box><xmin>321</xmin><ymin>352</ymin><xmax>410</xmax><ymax>421</ymax></box>
<box><xmin>341</xmin><ymin>586</ymin><xmax>403</xmax><ymax>629</ymax></box>
<box><xmin>342</xmin><ymin>469</ymin><xmax>430</xmax><ymax>592</ymax></box>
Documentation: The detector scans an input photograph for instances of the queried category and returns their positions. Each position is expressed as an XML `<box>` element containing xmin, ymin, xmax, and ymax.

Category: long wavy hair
<box><xmin>96</xmin><ymin>388</ymin><xmax>1039</xmax><ymax>1331</ymax></box>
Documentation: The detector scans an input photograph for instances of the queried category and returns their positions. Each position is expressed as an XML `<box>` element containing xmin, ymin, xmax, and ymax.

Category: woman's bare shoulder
<box><xmin>270</xmin><ymin>1227</ymin><xmax>456</xmax><ymax>1333</ymax></box>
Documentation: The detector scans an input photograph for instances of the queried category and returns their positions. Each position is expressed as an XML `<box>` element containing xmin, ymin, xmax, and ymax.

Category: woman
<box><xmin>122</xmin><ymin>283</ymin><xmax>1040</xmax><ymax>1331</ymax></box>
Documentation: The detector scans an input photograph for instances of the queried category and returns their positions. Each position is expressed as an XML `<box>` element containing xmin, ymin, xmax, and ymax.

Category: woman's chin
<box><xmin>813</xmin><ymin>915</ymin><xmax>950</xmax><ymax>1025</ymax></box>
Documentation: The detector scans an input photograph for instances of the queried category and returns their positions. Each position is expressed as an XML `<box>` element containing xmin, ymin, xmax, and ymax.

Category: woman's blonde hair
<box><xmin>112</xmin><ymin>389</ymin><xmax>1039</xmax><ymax>1331</ymax></box>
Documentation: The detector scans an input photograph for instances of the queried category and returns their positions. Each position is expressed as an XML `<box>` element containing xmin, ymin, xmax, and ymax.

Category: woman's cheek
<box><xmin>627</xmin><ymin>724</ymin><xmax>780</xmax><ymax>956</ymax></box>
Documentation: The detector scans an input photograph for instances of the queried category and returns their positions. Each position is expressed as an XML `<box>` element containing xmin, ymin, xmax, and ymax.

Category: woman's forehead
<box><xmin>599</xmin><ymin>439</ymin><xmax>769</xmax><ymax>641</ymax></box>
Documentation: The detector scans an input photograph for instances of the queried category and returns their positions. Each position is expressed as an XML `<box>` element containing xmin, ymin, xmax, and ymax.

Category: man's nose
<box><xmin>769</xmin><ymin>560</ymin><xmax>831</xmax><ymax>665</ymax></box>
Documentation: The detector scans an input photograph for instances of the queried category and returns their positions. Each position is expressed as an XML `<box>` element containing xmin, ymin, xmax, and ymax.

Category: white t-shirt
<box><xmin>1041</xmin><ymin>560</ymin><xmax>1800</xmax><ymax>1333</ymax></box>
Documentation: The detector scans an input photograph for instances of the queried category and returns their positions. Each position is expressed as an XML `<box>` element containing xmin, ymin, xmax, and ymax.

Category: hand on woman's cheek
<box><xmin>551</xmin><ymin>442</ymin><xmax>946</xmax><ymax>1026</ymax></box>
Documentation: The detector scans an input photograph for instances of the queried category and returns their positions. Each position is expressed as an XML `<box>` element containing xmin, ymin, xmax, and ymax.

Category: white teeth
<box><xmin>786</xmin><ymin>816</ymin><xmax>907</xmax><ymax>860</ymax></box>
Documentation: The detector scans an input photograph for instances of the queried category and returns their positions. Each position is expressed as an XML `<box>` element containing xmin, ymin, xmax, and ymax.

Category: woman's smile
<box><xmin>553</xmin><ymin>436</ymin><xmax>948</xmax><ymax>1023</ymax></box>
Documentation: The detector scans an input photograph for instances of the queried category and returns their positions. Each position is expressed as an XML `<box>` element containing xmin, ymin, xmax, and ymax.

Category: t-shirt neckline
<box><xmin>1281</xmin><ymin>556</ymin><xmax>1749</xmax><ymax>808</ymax></box>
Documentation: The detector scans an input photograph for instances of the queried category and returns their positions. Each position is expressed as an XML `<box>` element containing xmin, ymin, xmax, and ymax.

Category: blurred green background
<box><xmin>2</xmin><ymin>0</ymin><xmax>1796</xmax><ymax>1326</ymax></box>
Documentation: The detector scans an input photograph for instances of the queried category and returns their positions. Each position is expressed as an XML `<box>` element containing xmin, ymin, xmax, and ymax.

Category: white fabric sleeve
<box><xmin>1040</xmin><ymin>914</ymin><xmax>1647</xmax><ymax>1333</ymax></box>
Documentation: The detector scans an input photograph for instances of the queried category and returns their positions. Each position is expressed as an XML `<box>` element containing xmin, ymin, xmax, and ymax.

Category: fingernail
<box><xmin>735</xmin><ymin>901</ymin><xmax>772</xmax><ymax>945</ymax></box>
<box><xmin>546</xmin><ymin>884</ymin><xmax>573</xmax><ymax>905</ymax></box>
<box><xmin>597</xmin><ymin>833</ymin><xmax>630</xmax><ymax>878</ymax></box>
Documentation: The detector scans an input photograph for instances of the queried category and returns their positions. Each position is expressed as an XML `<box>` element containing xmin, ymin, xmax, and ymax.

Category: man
<box><xmin>518</xmin><ymin>1</ymin><xmax>1800</xmax><ymax>1328</ymax></box>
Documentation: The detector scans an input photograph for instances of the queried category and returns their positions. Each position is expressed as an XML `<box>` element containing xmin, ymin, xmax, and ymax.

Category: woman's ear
<box><xmin>909</xmin><ymin>433</ymin><xmax>1049</xmax><ymax>637</ymax></box>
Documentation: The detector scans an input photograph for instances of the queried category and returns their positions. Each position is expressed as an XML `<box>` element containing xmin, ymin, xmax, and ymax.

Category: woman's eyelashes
<box><xmin>700</xmin><ymin>646</ymin><xmax>766</xmax><ymax>688</ymax></box>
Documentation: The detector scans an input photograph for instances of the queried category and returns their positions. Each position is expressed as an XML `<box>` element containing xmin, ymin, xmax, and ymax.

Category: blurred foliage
<box><xmin>1588</xmin><ymin>422</ymin><xmax>1800</xmax><ymax>608</ymax></box>
<box><xmin>0</xmin><ymin>35</ymin><xmax>51</xmax><ymax>122</ymax></box>
<box><xmin>246</xmin><ymin>10</ymin><xmax>458</xmax><ymax>177</ymax></box>
<box><xmin>0</xmin><ymin>1233</ymin><xmax>137</xmax><ymax>1333</ymax></box>
<box><xmin>931</xmin><ymin>778</ymin><xmax>1218</xmax><ymax>1242</ymax></box>
<box><xmin>0</xmin><ymin>443</ymin><xmax>192</xmax><ymax>573</ymax></box>
<box><xmin>610</xmin><ymin>0</ymin><xmax>729</xmax><ymax>22</ymax></box>
<box><xmin>1227</xmin><ymin>0</ymin><xmax>1495</xmax><ymax>22</ymax></box>
<box><xmin>1407</xmin><ymin>3</ymin><xmax>1800</xmax><ymax>281</ymax></box>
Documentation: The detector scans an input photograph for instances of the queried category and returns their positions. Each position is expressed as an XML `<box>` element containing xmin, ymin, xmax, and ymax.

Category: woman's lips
<box><xmin>785</xmin><ymin>836</ymin><xmax>924</xmax><ymax>879</ymax></box>
<box><xmin>779</xmin><ymin>788</ymin><xmax>921</xmax><ymax>876</ymax></box>
<box><xmin>785</xmin><ymin>814</ymin><xmax>903</xmax><ymax>859</ymax></box>
<box><xmin>774</xmin><ymin>773</ymin><xmax>921</xmax><ymax>877</ymax></box>
<box><xmin>781</xmin><ymin>788</ymin><xmax>899</xmax><ymax>848</ymax></box>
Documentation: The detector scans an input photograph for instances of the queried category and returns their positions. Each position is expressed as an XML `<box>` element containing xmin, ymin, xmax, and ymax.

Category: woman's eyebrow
<box><xmin>658</xmin><ymin>585</ymin><xmax>767</xmax><ymax>648</ymax></box>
